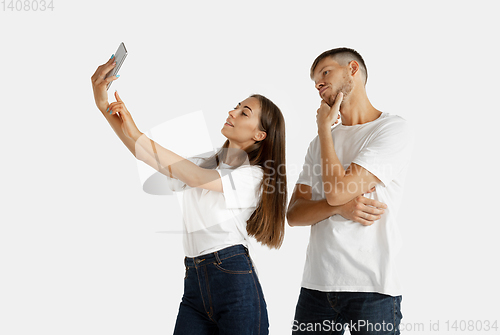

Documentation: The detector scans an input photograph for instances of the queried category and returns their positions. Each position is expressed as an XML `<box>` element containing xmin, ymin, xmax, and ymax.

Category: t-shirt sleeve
<box><xmin>217</xmin><ymin>165</ymin><xmax>263</xmax><ymax>209</ymax></box>
<box><xmin>295</xmin><ymin>139</ymin><xmax>316</xmax><ymax>187</ymax></box>
<box><xmin>352</xmin><ymin>118</ymin><xmax>415</xmax><ymax>187</ymax></box>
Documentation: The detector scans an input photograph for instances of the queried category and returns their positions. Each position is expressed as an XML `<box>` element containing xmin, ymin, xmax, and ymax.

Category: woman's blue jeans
<box><xmin>173</xmin><ymin>244</ymin><xmax>269</xmax><ymax>335</ymax></box>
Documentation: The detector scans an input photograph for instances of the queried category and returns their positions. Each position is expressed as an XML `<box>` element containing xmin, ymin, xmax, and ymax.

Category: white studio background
<box><xmin>1</xmin><ymin>1</ymin><xmax>499</xmax><ymax>334</ymax></box>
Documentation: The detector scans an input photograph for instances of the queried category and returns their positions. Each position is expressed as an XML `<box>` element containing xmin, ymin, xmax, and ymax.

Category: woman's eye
<box><xmin>242</xmin><ymin>112</ymin><xmax>248</xmax><ymax>116</ymax></box>
<box><xmin>323</xmin><ymin>70</ymin><xmax>329</xmax><ymax>75</ymax></box>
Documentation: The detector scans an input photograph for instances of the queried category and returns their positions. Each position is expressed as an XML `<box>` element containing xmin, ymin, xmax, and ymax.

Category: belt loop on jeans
<box><xmin>214</xmin><ymin>251</ymin><xmax>222</xmax><ymax>265</ymax></box>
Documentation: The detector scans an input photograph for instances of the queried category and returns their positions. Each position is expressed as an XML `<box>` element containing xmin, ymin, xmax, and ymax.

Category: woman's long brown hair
<box><xmin>199</xmin><ymin>94</ymin><xmax>287</xmax><ymax>249</ymax></box>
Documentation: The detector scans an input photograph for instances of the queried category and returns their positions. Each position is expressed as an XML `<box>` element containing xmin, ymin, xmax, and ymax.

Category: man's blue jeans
<box><xmin>173</xmin><ymin>244</ymin><xmax>269</xmax><ymax>335</ymax></box>
<box><xmin>292</xmin><ymin>287</ymin><xmax>402</xmax><ymax>335</ymax></box>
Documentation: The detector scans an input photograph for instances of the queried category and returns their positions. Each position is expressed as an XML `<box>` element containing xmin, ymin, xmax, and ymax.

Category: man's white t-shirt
<box><xmin>296</xmin><ymin>112</ymin><xmax>414</xmax><ymax>297</ymax></box>
<box><xmin>166</xmin><ymin>155</ymin><xmax>263</xmax><ymax>258</ymax></box>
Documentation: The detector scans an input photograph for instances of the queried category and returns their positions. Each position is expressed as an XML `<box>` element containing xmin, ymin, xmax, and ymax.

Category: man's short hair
<box><xmin>310</xmin><ymin>47</ymin><xmax>368</xmax><ymax>85</ymax></box>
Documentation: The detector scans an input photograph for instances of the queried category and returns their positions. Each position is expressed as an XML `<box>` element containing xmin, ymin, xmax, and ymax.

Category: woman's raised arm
<box><xmin>91</xmin><ymin>56</ymin><xmax>137</xmax><ymax>157</ymax></box>
<box><xmin>91</xmin><ymin>56</ymin><xmax>223</xmax><ymax>192</ymax></box>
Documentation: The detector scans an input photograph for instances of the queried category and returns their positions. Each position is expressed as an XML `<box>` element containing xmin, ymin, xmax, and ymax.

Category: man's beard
<box><xmin>327</xmin><ymin>75</ymin><xmax>354</xmax><ymax>107</ymax></box>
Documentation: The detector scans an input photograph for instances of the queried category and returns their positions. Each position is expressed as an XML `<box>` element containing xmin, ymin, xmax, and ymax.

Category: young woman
<box><xmin>91</xmin><ymin>55</ymin><xmax>287</xmax><ymax>334</ymax></box>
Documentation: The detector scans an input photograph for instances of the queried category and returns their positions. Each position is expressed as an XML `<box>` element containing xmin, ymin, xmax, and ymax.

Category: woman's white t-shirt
<box><xmin>166</xmin><ymin>156</ymin><xmax>263</xmax><ymax>257</ymax></box>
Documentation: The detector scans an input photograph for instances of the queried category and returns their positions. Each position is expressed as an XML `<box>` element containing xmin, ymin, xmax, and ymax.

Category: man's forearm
<box><xmin>287</xmin><ymin>198</ymin><xmax>341</xmax><ymax>227</ymax></box>
<box><xmin>318</xmin><ymin>125</ymin><xmax>345</xmax><ymax>187</ymax></box>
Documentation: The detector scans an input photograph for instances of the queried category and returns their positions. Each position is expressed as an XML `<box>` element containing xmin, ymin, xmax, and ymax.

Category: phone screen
<box><xmin>106</xmin><ymin>42</ymin><xmax>128</xmax><ymax>90</ymax></box>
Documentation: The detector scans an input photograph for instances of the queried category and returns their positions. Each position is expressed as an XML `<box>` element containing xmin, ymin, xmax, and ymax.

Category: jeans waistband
<box><xmin>184</xmin><ymin>244</ymin><xmax>248</xmax><ymax>267</ymax></box>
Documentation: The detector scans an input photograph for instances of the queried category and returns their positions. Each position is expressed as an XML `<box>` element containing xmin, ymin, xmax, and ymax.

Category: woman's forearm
<box><xmin>133</xmin><ymin>133</ymin><xmax>219</xmax><ymax>188</ymax></box>
<box><xmin>100</xmin><ymin>106</ymin><xmax>137</xmax><ymax>157</ymax></box>
<box><xmin>99</xmin><ymin>102</ymin><xmax>204</xmax><ymax>184</ymax></box>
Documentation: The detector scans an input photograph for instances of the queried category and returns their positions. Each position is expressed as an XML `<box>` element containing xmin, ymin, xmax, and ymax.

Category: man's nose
<box><xmin>315</xmin><ymin>82</ymin><xmax>324</xmax><ymax>91</ymax></box>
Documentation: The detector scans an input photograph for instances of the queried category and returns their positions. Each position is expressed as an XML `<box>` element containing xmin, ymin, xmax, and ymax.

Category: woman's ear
<box><xmin>253</xmin><ymin>131</ymin><xmax>267</xmax><ymax>142</ymax></box>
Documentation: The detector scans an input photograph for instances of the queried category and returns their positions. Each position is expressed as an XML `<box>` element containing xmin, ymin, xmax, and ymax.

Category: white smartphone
<box><xmin>105</xmin><ymin>42</ymin><xmax>127</xmax><ymax>90</ymax></box>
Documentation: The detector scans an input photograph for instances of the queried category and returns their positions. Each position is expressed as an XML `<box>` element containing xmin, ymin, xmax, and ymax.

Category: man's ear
<box><xmin>253</xmin><ymin>131</ymin><xmax>267</xmax><ymax>142</ymax></box>
<box><xmin>349</xmin><ymin>60</ymin><xmax>360</xmax><ymax>77</ymax></box>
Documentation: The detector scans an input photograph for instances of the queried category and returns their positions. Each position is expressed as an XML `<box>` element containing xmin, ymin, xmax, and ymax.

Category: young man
<box><xmin>287</xmin><ymin>47</ymin><xmax>414</xmax><ymax>334</ymax></box>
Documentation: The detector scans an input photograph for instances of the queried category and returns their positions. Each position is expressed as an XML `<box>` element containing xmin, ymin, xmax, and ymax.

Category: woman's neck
<box><xmin>223</xmin><ymin>142</ymin><xmax>249</xmax><ymax>166</ymax></box>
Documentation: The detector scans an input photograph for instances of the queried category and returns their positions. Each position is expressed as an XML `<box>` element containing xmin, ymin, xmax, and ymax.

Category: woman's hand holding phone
<box><xmin>90</xmin><ymin>55</ymin><xmax>120</xmax><ymax>112</ymax></box>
